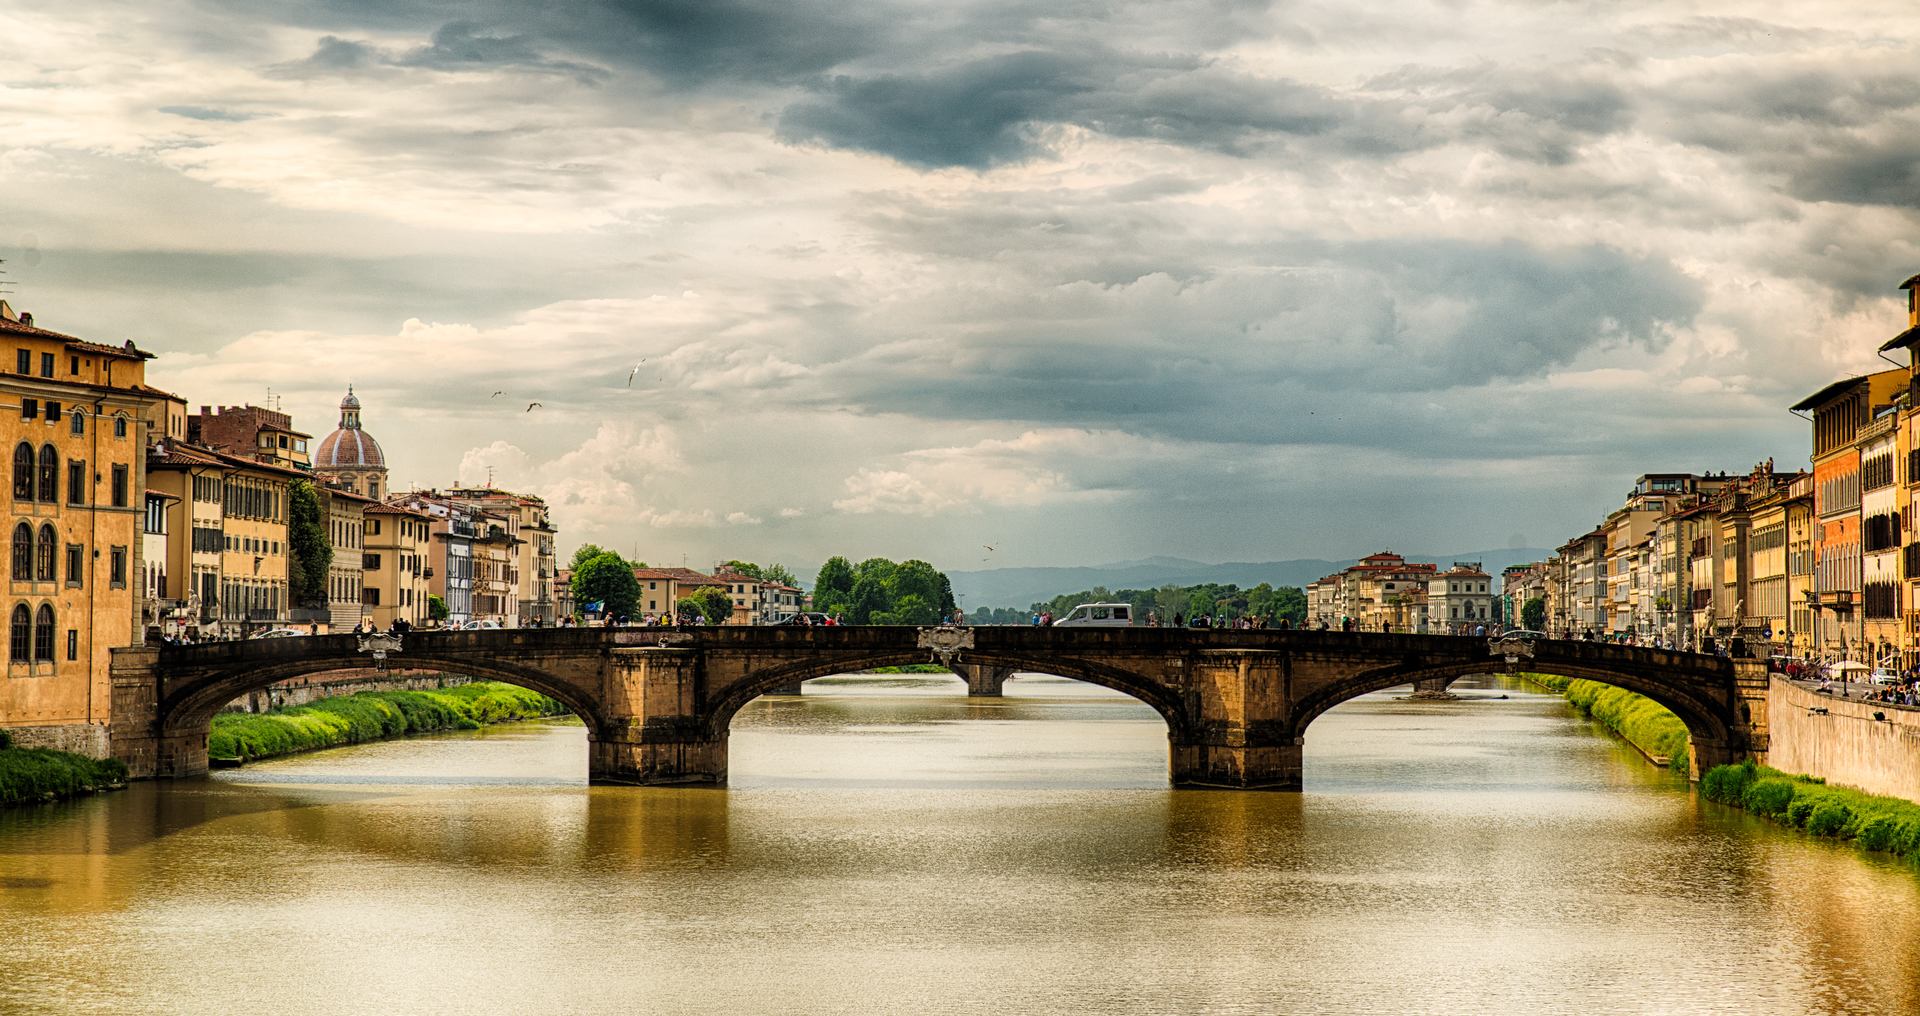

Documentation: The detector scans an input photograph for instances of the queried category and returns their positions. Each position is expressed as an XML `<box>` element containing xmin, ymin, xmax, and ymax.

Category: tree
<box><xmin>762</xmin><ymin>563</ymin><xmax>798</xmax><ymax>587</ymax></box>
<box><xmin>682</xmin><ymin>586</ymin><xmax>733</xmax><ymax>624</ymax></box>
<box><xmin>722</xmin><ymin>560</ymin><xmax>764</xmax><ymax>580</ymax></box>
<box><xmin>846</xmin><ymin>574</ymin><xmax>889</xmax><ymax>624</ymax></box>
<box><xmin>572</xmin><ymin>551</ymin><xmax>640</xmax><ymax>618</ymax></box>
<box><xmin>287</xmin><ymin>479</ymin><xmax>332</xmax><ymax>608</ymax></box>
<box><xmin>890</xmin><ymin>559</ymin><xmax>944</xmax><ymax>609</ymax></box>
<box><xmin>814</xmin><ymin>557</ymin><xmax>854</xmax><ymax>613</ymax></box>
<box><xmin>569</xmin><ymin>544</ymin><xmax>610</xmax><ymax>572</ymax></box>
<box><xmin>1522</xmin><ymin>597</ymin><xmax>1547</xmax><ymax>631</ymax></box>
<box><xmin>426</xmin><ymin>593</ymin><xmax>449</xmax><ymax>622</ymax></box>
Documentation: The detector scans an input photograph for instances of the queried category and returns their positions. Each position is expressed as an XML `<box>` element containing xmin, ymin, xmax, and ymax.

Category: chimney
<box><xmin>18</xmin><ymin>312</ymin><xmax>31</xmax><ymax>327</ymax></box>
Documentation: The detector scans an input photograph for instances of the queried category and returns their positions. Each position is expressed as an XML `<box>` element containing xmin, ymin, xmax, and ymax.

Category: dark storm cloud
<box><xmin>821</xmin><ymin>238</ymin><xmax>1701</xmax><ymax>454</ymax></box>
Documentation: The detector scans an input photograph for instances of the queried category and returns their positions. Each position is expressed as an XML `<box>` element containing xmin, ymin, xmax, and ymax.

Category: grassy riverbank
<box><xmin>1703</xmin><ymin>760</ymin><xmax>1920</xmax><ymax>868</ymax></box>
<box><xmin>1522</xmin><ymin>674</ymin><xmax>1689</xmax><ymax>771</ymax></box>
<box><xmin>0</xmin><ymin>731</ymin><xmax>128</xmax><ymax>808</ymax></box>
<box><xmin>209</xmin><ymin>683</ymin><xmax>567</xmax><ymax>764</ymax></box>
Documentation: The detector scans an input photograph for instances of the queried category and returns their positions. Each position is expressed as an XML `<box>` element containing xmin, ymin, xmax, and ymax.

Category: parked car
<box><xmin>771</xmin><ymin>612</ymin><xmax>834</xmax><ymax>626</ymax></box>
<box><xmin>248</xmin><ymin>628</ymin><xmax>304</xmax><ymax>639</ymax></box>
<box><xmin>458</xmin><ymin>619</ymin><xmax>504</xmax><ymax>630</ymax></box>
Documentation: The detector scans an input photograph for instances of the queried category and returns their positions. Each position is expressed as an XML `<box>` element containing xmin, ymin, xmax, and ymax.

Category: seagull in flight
<box><xmin>491</xmin><ymin>390</ymin><xmax>505</xmax><ymax>398</ymax></box>
<box><xmin>525</xmin><ymin>402</ymin><xmax>543</xmax><ymax>412</ymax></box>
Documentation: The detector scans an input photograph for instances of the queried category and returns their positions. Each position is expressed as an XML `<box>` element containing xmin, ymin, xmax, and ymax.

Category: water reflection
<box><xmin>1</xmin><ymin>674</ymin><xmax>1917</xmax><ymax>1016</ymax></box>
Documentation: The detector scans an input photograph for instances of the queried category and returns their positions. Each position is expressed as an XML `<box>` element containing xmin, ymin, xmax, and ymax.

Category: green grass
<box><xmin>1702</xmin><ymin>759</ymin><xmax>1920</xmax><ymax>868</ymax></box>
<box><xmin>208</xmin><ymin>682</ymin><xmax>567</xmax><ymax>764</ymax></box>
<box><xmin>0</xmin><ymin>745</ymin><xmax>128</xmax><ymax>808</ymax></box>
<box><xmin>862</xmin><ymin>664</ymin><xmax>953</xmax><ymax>674</ymax></box>
<box><xmin>1521</xmin><ymin>673</ymin><xmax>1691</xmax><ymax>771</ymax></box>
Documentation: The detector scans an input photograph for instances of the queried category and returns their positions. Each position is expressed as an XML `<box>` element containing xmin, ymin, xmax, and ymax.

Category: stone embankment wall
<box><xmin>1767</xmin><ymin>677</ymin><xmax>1920</xmax><ymax>802</ymax></box>
<box><xmin>4</xmin><ymin>722</ymin><xmax>110</xmax><ymax>756</ymax></box>
<box><xmin>228</xmin><ymin>669</ymin><xmax>475</xmax><ymax>714</ymax></box>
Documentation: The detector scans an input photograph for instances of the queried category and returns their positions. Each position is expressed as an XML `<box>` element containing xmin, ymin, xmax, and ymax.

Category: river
<box><xmin>3</xmin><ymin>673</ymin><xmax>1918</xmax><ymax>1015</ymax></box>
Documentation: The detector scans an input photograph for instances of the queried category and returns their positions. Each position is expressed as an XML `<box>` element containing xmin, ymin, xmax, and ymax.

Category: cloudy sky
<box><xmin>3</xmin><ymin>1</ymin><xmax>1918</xmax><ymax>575</ymax></box>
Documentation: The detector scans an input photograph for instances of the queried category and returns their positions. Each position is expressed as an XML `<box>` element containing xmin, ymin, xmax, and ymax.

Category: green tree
<box><xmin>890</xmin><ymin>559</ymin><xmax>944</xmax><ymax>608</ymax></box>
<box><xmin>1522</xmin><ymin>597</ymin><xmax>1547</xmax><ymax>631</ymax></box>
<box><xmin>876</xmin><ymin>593</ymin><xmax>937</xmax><ymax>626</ymax></box>
<box><xmin>762</xmin><ymin>563</ymin><xmax>798</xmax><ymax>587</ymax></box>
<box><xmin>681</xmin><ymin>586</ymin><xmax>733</xmax><ymax>624</ymax></box>
<box><xmin>287</xmin><ymin>479</ymin><xmax>332</xmax><ymax>608</ymax></box>
<box><xmin>569</xmin><ymin>544</ymin><xmax>609</xmax><ymax>572</ymax></box>
<box><xmin>572</xmin><ymin>551</ymin><xmax>640</xmax><ymax>618</ymax></box>
<box><xmin>846</xmin><ymin>574</ymin><xmax>890</xmax><ymax>624</ymax></box>
<box><xmin>722</xmin><ymin>560</ymin><xmax>765</xmax><ymax>580</ymax></box>
<box><xmin>814</xmin><ymin>556</ymin><xmax>854</xmax><ymax>613</ymax></box>
<box><xmin>426</xmin><ymin>593</ymin><xmax>449</xmax><ymax>622</ymax></box>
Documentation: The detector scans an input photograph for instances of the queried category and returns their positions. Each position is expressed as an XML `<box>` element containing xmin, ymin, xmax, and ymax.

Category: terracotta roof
<box><xmin>0</xmin><ymin>315</ymin><xmax>154</xmax><ymax>360</ymax></box>
<box><xmin>365</xmin><ymin>502</ymin><xmax>432</xmax><ymax>518</ymax></box>
<box><xmin>315</xmin><ymin>424</ymin><xmax>386</xmax><ymax>468</ymax></box>
<box><xmin>148</xmin><ymin>442</ymin><xmax>228</xmax><ymax>469</ymax></box>
<box><xmin>144</xmin><ymin>488</ymin><xmax>181</xmax><ymax>500</ymax></box>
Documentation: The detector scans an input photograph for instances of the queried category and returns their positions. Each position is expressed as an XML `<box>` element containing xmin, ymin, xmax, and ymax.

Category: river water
<box><xmin>3</xmin><ymin>674</ymin><xmax>1918</xmax><ymax>1015</ymax></box>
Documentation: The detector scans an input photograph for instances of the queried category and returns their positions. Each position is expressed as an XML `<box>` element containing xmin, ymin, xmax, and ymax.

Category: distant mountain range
<box><xmin>947</xmin><ymin>549</ymin><xmax>1554</xmax><ymax>610</ymax></box>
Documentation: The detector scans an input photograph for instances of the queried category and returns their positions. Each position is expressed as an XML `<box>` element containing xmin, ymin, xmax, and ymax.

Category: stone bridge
<box><xmin>107</xmin><ymin>627</ymin><xmax>1770</xmax><ymax>789</ymax></box>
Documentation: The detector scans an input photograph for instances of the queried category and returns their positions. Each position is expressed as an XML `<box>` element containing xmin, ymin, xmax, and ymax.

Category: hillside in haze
<box><xmin>947</xmin><ymin>549</ymin><xmax>1552</xmax><ymax>611</ymax></box>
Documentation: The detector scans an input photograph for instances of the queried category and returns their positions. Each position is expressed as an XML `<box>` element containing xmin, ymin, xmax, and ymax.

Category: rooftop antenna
<box><xmin>486</xmin><ymin>465</ymin><xmax>495</xmax><ymax>488</ymax></box>
<box><xmin>0</xmin><ymin>258</ymin><xmax>12</xmax><ymax>296</ymax></box>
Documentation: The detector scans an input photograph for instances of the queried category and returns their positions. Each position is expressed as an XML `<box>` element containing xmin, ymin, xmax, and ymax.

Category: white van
<box><xmin>1052</xmin><ymin>603</ymin><xmax>1133</xmax><ymax>627</ymax></box>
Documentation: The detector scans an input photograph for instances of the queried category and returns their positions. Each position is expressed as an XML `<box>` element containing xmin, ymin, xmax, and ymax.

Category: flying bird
<box><xmin>983</xmin><ymin>544</ymin><xmax>996</xmax><ymax>552</ymax></box>
<box><xmin>627</xmin><ymin>366</ymin><xmax>639</xmax><ymax>387</ymax></box>
<box><xmin>525</xmin><ymin>402</ymin><xmax>543</xmax><ymax>412</ymax></box>
<box><xmin>491</xmin><ymin>390</ymin><xmax>505</xmax><ymax>398</ymax></box>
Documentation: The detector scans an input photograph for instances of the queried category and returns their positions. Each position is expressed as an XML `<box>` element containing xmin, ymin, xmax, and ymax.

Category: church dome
<box><xmin>315</xmin><ymin>387</ymin><xmax>385</xmax><ymax>468</ymax></box>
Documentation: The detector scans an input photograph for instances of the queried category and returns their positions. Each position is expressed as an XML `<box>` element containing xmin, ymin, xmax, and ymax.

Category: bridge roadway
<box><xmin>108</xmin><ymin>627</ymin><xmax>1771</xmax><ymax>789</ymax></box>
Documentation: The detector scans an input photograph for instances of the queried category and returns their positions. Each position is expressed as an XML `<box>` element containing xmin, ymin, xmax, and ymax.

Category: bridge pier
<box><xmin>1409</xmin><ymin>676</ymin><xmax>1459</xmax><ymax>700</ymax></box>
<box><xmin>1171</xmin><ymin>737</ymin><xmax>1303</xmax><ymax>790</ymax></box>
<box><xmin>593</xmin><ymin>646</ymin><xmax>727</xmax><ymax>785</ymax></box>
<box><xmin>949</xmin><ymin>663</ymin><xmax>1013</xmax><ymax>697</ymax></box>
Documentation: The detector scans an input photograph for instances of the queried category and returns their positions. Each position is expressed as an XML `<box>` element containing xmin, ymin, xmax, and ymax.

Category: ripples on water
<box><xmin>2</xmin><ymin>674</ymin><xmax>1917</xmax><ymax>1015</ymax></box>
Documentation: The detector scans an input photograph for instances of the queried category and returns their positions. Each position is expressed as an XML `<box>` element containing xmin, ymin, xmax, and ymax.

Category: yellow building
<box><xmin>212</xmin><ymin>452</ymin><xmax>295</xmax><ymax>637</ymax></box>
<box><xmin>0</xmin><ymin>300</ymin><xmax>171</xmax><ymax>753</ymax></box>
<box><xmin>146</xmin><ymin>441</ymin><xmax>230</xmax><ymax>639</ymax></box>
<box><xmin>443</xmin><ymin>487</ymin><xmax>555</xmax><ymax>625</ymax></box>
<box><xmin>322</xmin><ymin>486</ymin><xmax>369</xmax><ymax>631</ymax></box>
<box><xmin>362</xmin><ymin>502</ymin><xmax>433</xmax><ymax>629</ymax></box>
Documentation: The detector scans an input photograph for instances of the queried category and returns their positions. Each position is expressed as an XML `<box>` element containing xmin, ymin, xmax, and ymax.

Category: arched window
<box><xmin>69</xmin><ymin>410</ymin><xmax>85</xmax><ymax>436</ymax></box>
<box><xmin>33</xmin><ymin>604</ymin><xmax>53</xmax><ymax>661</ymax></box>
<box><xmin>10</xmin><ymin>523</ymin><xmax>30</xmax><ymax>581</ymax></box>
<box><xmin>8</xmin><ymin>604</ymin><xmax>28</xmax><ymax>661</ymax></box>
<box><xmin>11</xmin><ymin>443</ymin><xmax>31</xmax><ymax>501</ymax></box>
<box><xmin>34</xmin><ymin>524</ymin><xmax>54</xmax><ymax>582</ymax></box>
<box><xmin>37</xmin><ymin>445</ymin><xmax>57</xmax><ymax>504</ymax></box>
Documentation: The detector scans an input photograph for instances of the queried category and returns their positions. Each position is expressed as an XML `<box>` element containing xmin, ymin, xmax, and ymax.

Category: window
<box><xmin>32</xmin><ymin>604</ymin><xmax>52</xmax><ymax>661</ymax></box>
<box><xmin>14</xmin><ymin>350</ymin><xmax>27</xmax><ymax>375</ymax></box>
<box><xmin>34</xmin><ymin>525</ymin><xmax>53</xmax><ymax>582</ymax></box>
<box><xmin>9</xmin><ymin>523</ymin><xmax>28</xmax><ymax>581</ymax></box>
<box><xmin>145</xmin><ymin>496</ymin><xmax>166</xmax><ymax>534</ymax></box>
<box><xmin>69</xmin><ymin>411</ymin><xmax>83</xmax><ymax>436</ymax></box>
<box><xmin>38</xmin><ymin>352</ymin><xmax>53</xmax><ymax>379</ymax></box>
<box><xmin>68</xmin><ymin>356</ymin><xmax>78</xmax><ymax>376</ymax></box>
<box><xmin>65</xmin><ymin>628</ymin><xmax>76</xmax><ymax>661</ymax></box>
<box><xmin>113</xmin><ymin>416</ymin><xmax>127</xmax><ymax>438</ymax></box>
<box><xmin>111</xmin><ymin>464</ymin><xmax>127</xmax><ymax>507</ymax></box>
<box><xmin>363</xmin><ymin>553</ymin><xmax>381</xmax><ymax>571</ymax></box>
<box><xmin>44</xmin><ymin>401</ymin><xmax>59</xmax><ymax>422</ymax></box>
<box><xmin>18</xmin><ymin>397</ymin><xmax>34</xmax><ymax>420</ymax></box>
<box><xmin>8</xmin><ymin>604</ymin><xmax>26</xmax><ymax>661</ymax></box>
<box><xmin>66</xmin><ymin>461</ymin><xmax>84</xmax><ymax>505</ymax></box>
<box><xmin>364</xmin><ymin>587</ymin><xmax>380</xmax><ymax>606</ymax></box>
<box><xmin>368</xmin><ymin>518</ymin><xmax>381</xmax><ymax>536</ymax></box>
<box><xmin>65</xmin><ymin>544</ymin><xmax>81</xmax><ymax>587</ymax></box>
<box><xmin>109</xmin><ymin>546</ymin><xmax>126</xmax><ymax>588</ymax></box>
<box><xmin>37</xmin><ymin>446</ymin><xmax>56</xmax><ymax>504</ymax></box>
<box><xmin>10</xmin><ymin>444</ymin><xmax>30</xmax><ymax>501</ymax></box>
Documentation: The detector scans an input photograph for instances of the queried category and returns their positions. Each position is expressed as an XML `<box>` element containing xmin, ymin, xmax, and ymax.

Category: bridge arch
<box><xmin>157</xmin><ymin>652</ymin><xmax>612</xmax><ymax>751</ymax></box>
<box><xmin>1282</xmin><ymin>655</ymin><xmax>1738</xmax><ymax>775</ymax></box>
<box><xmin>707</xmin><ymin>650</ymin><xmax>1197</xmax><ymax>742</ymax></box>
